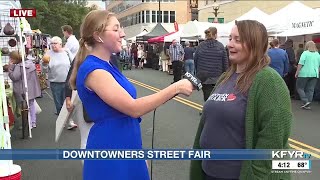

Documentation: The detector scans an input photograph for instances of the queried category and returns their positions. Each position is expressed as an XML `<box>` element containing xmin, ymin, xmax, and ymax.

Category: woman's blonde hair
<box><xmin>220</xmin><ymin>20</ymin><xmax>270</xmax><ymax>94</ymax></box>
<box><xmin>69</xmin><ymin>10</ymin><xmax>115</xmax><ymax>89</ymax></box>
<box><xmin>305</xmin><ymin>41</ymin><xmax>318</xmax><ymax>52</ymax></box>
<box><xmin>9</xmin><ymin>51</ymin><xmax>22</xmax><ymax>64</ymax></box>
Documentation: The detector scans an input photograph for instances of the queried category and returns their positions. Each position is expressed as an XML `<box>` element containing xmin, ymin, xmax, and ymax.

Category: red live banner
<box><xmin>10</xmin><ymin>9</ymin><xmax>36</xmax><ymax>18</ymax></box>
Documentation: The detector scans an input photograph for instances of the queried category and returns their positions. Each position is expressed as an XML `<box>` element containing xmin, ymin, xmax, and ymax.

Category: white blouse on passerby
<box><xmin>138</xmin><ymin>49</ymin><xmax>144</xmax><ymax>59</ymax></box>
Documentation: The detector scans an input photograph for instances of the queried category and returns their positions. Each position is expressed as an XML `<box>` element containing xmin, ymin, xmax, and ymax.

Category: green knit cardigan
<box><xmin>190</xmin><ymin>67</ymin><xmax>293</xmax><ymax>180</ymax></box>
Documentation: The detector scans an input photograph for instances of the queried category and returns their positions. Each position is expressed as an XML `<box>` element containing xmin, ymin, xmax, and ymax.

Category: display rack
<box><xmin>0</xmin><ymin>13</ymin><xmax>31</xmax><ymax>142</ymax></box>
<box><xmin>0</xmin><ymin>13</ymin><xmax>22</xmax><ymax>178</ymax></box>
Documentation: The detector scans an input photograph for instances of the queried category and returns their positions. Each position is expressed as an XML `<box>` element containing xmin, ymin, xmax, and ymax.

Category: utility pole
<box><xmin>158</xmin><ymin>0</ymin><xmax>161</xmax><ymax>23</ymax></box>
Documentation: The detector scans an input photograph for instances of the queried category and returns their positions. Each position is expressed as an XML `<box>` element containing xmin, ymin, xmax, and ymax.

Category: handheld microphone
<box><xmin>184</xmin><ymin>72</ymin><xmax>202</xmax><ymax>91</ymax></box>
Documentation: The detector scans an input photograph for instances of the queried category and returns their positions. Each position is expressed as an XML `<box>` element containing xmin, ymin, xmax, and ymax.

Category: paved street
<box><xmin>10</xmin><ymin>68</ymin><xmax>320</xmax><ymax>180</ymax></box>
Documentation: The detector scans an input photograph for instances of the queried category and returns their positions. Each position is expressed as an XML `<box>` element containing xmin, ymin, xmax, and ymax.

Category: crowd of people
<box><xmin>7</xmin><ymin>9</ymin><xmax>320</xmax><ymax>180</ymax></box>
<box><xmin>268</xmin><ymin>38</ymin><xmax>320</xmax><ymax>110</ymax></box>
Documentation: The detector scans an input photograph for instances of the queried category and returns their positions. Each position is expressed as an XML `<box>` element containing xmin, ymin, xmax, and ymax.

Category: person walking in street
<box><xmin>169</xmin><ymin>39</ymin><xmax>185</xmax><ymax>83</ymax></box>
<box><xmin>8</xmin><ymin>51</ymin><xmax>42</xmax><ymax>128</ymax></box>
<box><xmin>131</xmin><ymin>43</ymin><xmax>138</xmax><ymax>68</ymax></box>
<box><xmin>65</xmin><ymin>58</ymin><xmax>93</xmax><ymax>146</ymax></box>
<box><xmin>190</xmin><ymin>20</ymin><xmax>292</xmax><ymax>180</ymax></box>
<box><xmin>194</xmin><ymin>27</ymin><xmax>228</xmax><ymax>102</ymax></box>
<box><xmin>68</xmin><ymin>10</ymin><xmax>194</xmax><ymax>180</ymax></box>
<box><xmin>295</xmin><ymin>41</ymin><xmax>320</xmax><ymax>110</ymax></box>
<box><xmin>183</xmin><ymin>41</ymin><xmax>195</xmax><ymax>75</ymax></box>
<box><xmin>281</xmin><ymin>39</ymin><xmax>296</xmax><ymax>98</ymax></box>
<box><xmin>296</xmin><ymin>44</ymin><xmax>304</xmax><ymax>61</ymax></box>
<box><xmin>267</xmin><ymin>38</ymin><xmax>289</xmax><ymax>77</ymax></box>
<box><xmin>138</xmin><ymin>45</ymin><xmax>144</xmax><ymax>69</ymax></box>
<box><xmin>160</xmin><ymin>46</ymin><xmax>170</xmax><ymax>73</ymax></box>
<box><xmin>62</xmin><ymin>25</ymin><xmax>79</xmax><ymax>129</ymax></box>
<box><xmin>42</xmin><ymin>36</ymin><xmax>72</xmax><ymax>115</ymax></box>
<box><xmin>61</xmin><ymin>25</ymin><xmax>80</xmax><ymax>59</ymax></box>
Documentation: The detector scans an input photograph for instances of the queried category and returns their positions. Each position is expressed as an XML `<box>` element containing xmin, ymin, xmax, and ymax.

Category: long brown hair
<box><xmin>69</xmin><ymin>10</ymin><xmax>115</xmax><ymax>89</ymax></box>
<box><xmin>9</xmin><ymin>51</ymin><xmax>22</xmax><ymax>64</ymax></box>
<box><xmin>220</xmin><ymin>20</ymin><xmax>270</xmax><ymax>94</ymax></box>
<box><xmin>205</xmin><ymin>27</ymin><xmax>217</xmax><ymax>40</ymax></box>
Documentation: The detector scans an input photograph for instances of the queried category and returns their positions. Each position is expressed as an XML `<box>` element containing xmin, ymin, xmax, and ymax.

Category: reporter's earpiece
<box><xmin>98</xmin><ymin>36</ymin><xmax>104</xmax><ymax>43</ymax></box>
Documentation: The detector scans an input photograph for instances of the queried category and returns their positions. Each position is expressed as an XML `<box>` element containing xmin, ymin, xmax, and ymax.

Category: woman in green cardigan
<box><xmin>190</xmin><ymin>20</ymin><xmax>292</xmax><ymax>180</ymax></box>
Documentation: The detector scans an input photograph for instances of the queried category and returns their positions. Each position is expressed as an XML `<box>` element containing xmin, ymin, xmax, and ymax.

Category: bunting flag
<box><xmin>174</xmin><ymin>21</ymin><xmax>179</xmax><ymax>32</ymax></box>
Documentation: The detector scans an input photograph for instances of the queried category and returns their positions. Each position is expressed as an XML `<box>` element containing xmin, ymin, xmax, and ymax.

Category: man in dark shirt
<box><xmin>183</xmin><ymin>41</ymin><xmax>195</xmax><ymax>75</ymax></box>
<box><xmin>296</xmin><ymin>44</ymin><xmax>304</xmax><ymax>62</ymax></box>
<box><xmin>280</xmin><ymin>39</ymin><xmax>296</xmax><ymax>98</ymax></box>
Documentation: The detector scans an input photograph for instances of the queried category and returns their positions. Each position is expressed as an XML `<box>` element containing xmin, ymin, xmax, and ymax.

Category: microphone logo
<box><xmin>184</xmin><ymin>72</ymin><xmax>202</xmax><ymax>90</ymax></box>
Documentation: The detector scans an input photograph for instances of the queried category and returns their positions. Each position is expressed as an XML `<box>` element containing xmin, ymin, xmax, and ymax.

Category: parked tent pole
<box><xmin>18</xmin><ymin>18</ymin><xmax>32</xmax><ymax>138</ymax></box>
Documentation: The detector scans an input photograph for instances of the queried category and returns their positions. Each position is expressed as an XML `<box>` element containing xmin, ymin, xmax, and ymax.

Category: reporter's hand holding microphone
<box><xmin>171</xmin><ymin>72</ymin><xmax>202</xmax><ymax>97</ymax></box>
<box><xmin>173</xmin><ymin>79</ymin><xmax>194</xmax><ymax>96</ymax></box>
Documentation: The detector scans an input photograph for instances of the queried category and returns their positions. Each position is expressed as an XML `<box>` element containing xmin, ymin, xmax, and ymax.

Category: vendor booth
<box><xmin>181</xmin><ymin>20</ymin><xmax>230</xmax><ymax>46</ymax></box>
<box><xmin>225</xmin><ymin>7</ymin><xmax>280</xmax><ymax>35</ymax></box>
<box><xmin>0</xmin><ymin>1</ymin><xmax>26</xmax><ymax>179</ymax></box>
<box><xmin>135</xmin><ymin>24</ymin><xmax>169</xmax><ymax>68</ymax></box>
<box><xmin>136</xmin><ymin>23</ymin><xmax>168</xmax><ymax>42</ymax></box>
<box><xmin>270</xmin><ymin>1</ymin><xmax>320</xmax><ymax>37</ymax></box>
<box><xmin>126</xmin><ymin>29</ymin><xmax>148</xmax><ymax>43</ymax></box>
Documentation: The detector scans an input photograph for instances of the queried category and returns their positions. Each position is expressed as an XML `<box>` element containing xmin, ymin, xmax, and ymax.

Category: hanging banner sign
<box><xmin>292</xmin><ymin>20</ymin><xmax>314</xmax><ymax>29</ymax></box>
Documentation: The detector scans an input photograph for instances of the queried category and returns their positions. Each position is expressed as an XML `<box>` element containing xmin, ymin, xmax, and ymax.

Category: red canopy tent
<box><xmin>147</xmin><ymin>32</ymin><xmax>176</xmax><ymax>43</ymax></box>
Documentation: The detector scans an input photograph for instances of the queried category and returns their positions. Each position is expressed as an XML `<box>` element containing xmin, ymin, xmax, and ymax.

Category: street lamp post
<box><xmin>158</xmin><ymin>0</ymin><xmax>161</xmax><ymax>24</ymax></box>
<box><xmin>212</xmin><ymin>0</ymin><xmax>220</xmax><ymax>23</ymax></box>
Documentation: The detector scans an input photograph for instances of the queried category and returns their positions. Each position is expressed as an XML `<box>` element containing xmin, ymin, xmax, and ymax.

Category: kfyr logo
<box><xmin>272</xmin><ymin>151</ymin><xmax>312</xmax><ymax>159</ymax></box>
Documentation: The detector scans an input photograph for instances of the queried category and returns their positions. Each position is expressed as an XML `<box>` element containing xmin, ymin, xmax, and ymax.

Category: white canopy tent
<box><xmin>270</xmin><ymin>1</ymin><xmax>320</xmax><ymax>36</ymax></box>
<box><xmin>163</xmin><ymin>27</ymin><xmax>184</xmax><ymax>42</ymax></box>
<box><xmin>225</xmin><ymin>7</ymin><xmax>279</xmax><ymax>34</ymax></box>
<box><xmin>126</xmin><ymin>29</ymin><xmax>148</xmax><ymax>42</ymax></box>
<box><xmin>181</xmin><ymin>20</ymin><xmax>230</xmax><ymax>40</ymax></box>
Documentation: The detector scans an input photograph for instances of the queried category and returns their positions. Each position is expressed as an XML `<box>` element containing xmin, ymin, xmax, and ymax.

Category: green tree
<box><xmin>20</xmin><ymin>0</ymin><xmax>91</xmax><ymax>38</ymax></box>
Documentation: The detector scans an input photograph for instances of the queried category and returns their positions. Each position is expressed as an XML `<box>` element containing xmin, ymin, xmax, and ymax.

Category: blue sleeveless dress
<box><xmin>76</xmin><ymin>55</ymin><xmax>149</xmax><ymax>180</ymax></box>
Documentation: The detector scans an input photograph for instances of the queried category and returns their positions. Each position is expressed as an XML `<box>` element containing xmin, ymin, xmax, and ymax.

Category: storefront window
<box><xmin>170</xmin><ymin>11</ymin><xmax>175</xmax><ymax>23</ymax></box>
<box><xmin>152</xmin><ymin>10</ymin><xmax>156</xmax><ymax>23</ymax></box>
<box><xmin>136</xmin><ymin>13</ymin><xmax>139</xmax><ymax>24</ymax></box>
<box><xmin>131</xmin><ymin>14</ymin><xmax>135</xmax><ymax>25</ymax></box>
<box><xmin>163</xmin><ymin>11</ymin><xmax>169</xmax><ymax>23</ymax></box>
<box><xmin>142</xmin><ymin>11</ymin><xmax>145</xmax><ymax>23</ymax></box>
<box><xmin>146</xmin><ymin>10</ymin><xmax>150</xmax><ymax>23</ymax></box>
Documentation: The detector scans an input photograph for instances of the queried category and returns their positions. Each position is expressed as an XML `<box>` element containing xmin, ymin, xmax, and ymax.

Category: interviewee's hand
<box><xmin>175</xmin><ymin>79</ymin><xmax>194</xmax><ymax>96</ymax></box>
<box><xmin>66</xmin><ymin>97</ymin><xmax>74</xmax><ymax>112</ymax></box>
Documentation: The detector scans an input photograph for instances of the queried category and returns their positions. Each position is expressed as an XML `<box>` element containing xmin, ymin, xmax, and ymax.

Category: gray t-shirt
<box><xmin>200</xmin><ymin>73</ymin><xmax>247</xmax><ymax>179</ymax></box>
<box><xmin>42</xmin><ymin>50</ymin><xmax>72</xmax><ymax>82</ymax></box>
